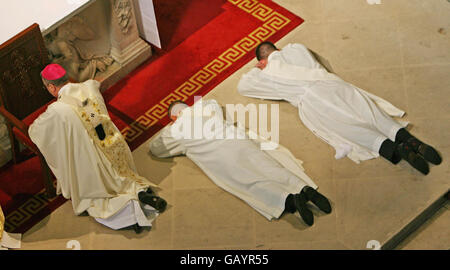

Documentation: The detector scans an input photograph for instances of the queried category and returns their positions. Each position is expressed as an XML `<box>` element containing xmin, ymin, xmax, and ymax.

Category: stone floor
<box><xmin>20</xmin><ymin>0</ymin><xmax>449</xmax><ymax>250</ymax></box>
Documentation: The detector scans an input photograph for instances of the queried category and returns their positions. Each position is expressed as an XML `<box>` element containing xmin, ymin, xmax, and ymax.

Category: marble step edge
<box><xmin>381</xmin><ymin>189</ymin><xmax>450</xmax><ymax>250</ymax></box>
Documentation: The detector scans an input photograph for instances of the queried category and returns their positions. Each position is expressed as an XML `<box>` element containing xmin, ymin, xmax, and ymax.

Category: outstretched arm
<box><xmin>237</xmin><ymin>68</ymin><xmax>284</xmax><ymax>100</ymax></box>
<box><xmin>149</xmin><ymin>127</ymin><xmax>186</xmax><ymax>158</ymax></box>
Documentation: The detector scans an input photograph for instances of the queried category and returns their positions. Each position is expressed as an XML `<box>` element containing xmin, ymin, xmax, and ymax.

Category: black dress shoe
<box><xmin>284</xmin><ymin>194</ymin><xmax>296</xmax><ymax>214</ymax></box>
<box><xmin>391</xmin><ymin>148</ymin><xmax>402</xmax><ymax>165</ymax></box>
<box><xmin>379</xmin><ymin>139</ymin><xmax>401</xmax><ymax>165</ymax></box>
<box><xmin>406</xmin><ymin>137</ymin><xmax>442</xmax><ymax>165</ymax></box>
<box><xmin>138</xmin><ymin>191</ymin><xmax>167</xmax><ymax>212</ymax></box>
<box><xmin>121</xmin><ymin>223</ymin><xmax>144</xmax><ymax>234</ymax></box>
<box><xmin>294</xmin><ymin>193</ymin><xmax>314</xmax><ymax>226</ymax></box>
<box><xmin>78</xmin><ymin>211</ymin><xmax>89</xmax><ymax>216</ymax></box>
<box><xmin>397</xmin><ymin>143</ymin><xmax>429</xmax><ymax>175</ymax></box>
<box><xmin>303</xmin><ymin>186</ymin><xmax>332</xmax><ymax>214</ymax></box>
<box><xmin>133</xmin><ymin>224</ymin><xmax>144</xmax><ymax>234</ymax></box>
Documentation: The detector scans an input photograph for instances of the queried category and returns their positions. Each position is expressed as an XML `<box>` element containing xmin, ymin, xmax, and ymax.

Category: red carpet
<box><xmin>154</xmin><ymin>0</ymin><xmax>228</xmax><ymax>51</ymax></box>
<box><xmin>1</xmin><ymin>0</ymin><xmax>303</xmax><ymax>233</ymax></box>
<box><xmin>0</xmin><ymin>156</ymin><xmax>66</xmax><ymax>233</ymax></box>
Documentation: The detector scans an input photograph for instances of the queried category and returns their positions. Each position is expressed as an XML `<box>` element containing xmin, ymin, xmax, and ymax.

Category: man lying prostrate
<box><xmin>238</xmin><ymin>42</ymin><xmax>442</xmax><ymax>175</ymax></box>
<box><xmin>149</xmin><ymin>99</ymin><xmax>331</xmax><ymax>226</ymax></box>
<box><xmin>29</xmin><ymin>64</ymin><xmax>167</xmax><ymax>234</ymax></box>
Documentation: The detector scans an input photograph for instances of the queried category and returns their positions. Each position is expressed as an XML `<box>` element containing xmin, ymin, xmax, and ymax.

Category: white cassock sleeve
<box><xmin>149</xmin><ymin>126</ymin><xmax>186</xmax><ymax>158</ymax></box>
<box><xmin>85</xmin><ymin>80</ymin><xmax>106</xmax><ymax>104</ymax></box>
<box><xmin>86</xmin><ymin>80</ymin><xmax>113</xmax><ymax>113</ymax></box>
<box><xmin>237</xmin><ymin>68</ymin><xmax>285</xmax><ymax>100</ymax></box>
<box><xmin>280</xmin><ymin>43</ymin><xmax>324</xmax><ymax>69</ymax></box>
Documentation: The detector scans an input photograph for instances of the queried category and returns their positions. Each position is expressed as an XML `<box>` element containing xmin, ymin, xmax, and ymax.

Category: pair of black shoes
<box><xmin>290</xmin><ymin>186</ymin><xmax>332</xmax><ymax>226</ymax></box>
<box><xmin>396</xmin><ymin>137</ymin><xmax>442</xmax><ymax>175</ymax></box>
<box><xmin>138</xmin><ymin>188</ymin><xmax>168</xmax><ymax>213</ymax></box>
<box><xmin>130</xmin><ymin>188</ymin><xmax>167</xmax><ymax>234</ymax></box>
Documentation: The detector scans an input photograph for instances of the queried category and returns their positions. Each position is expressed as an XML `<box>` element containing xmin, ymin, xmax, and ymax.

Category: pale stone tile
<box><xmin>273</xmin><ymin>0</ymin><xmax>324</xmax><ymax>23</ymax></box>
<box><xmin>403</xmin><ymin>64</ymin><xmax>450</xmax><ymax>119</ymax></box>
<box><xmin>21</xmin><ymin>238</ymin><xmax>91</xmax><ymax>250</ymax></box>
<box><xmin>337</xmin><ymin>67</ymin><xmax>409</xmax><ymax>114</ymax></box>
<box><xmin>276</xmin><ymin>21</ymin><xmax>326</xmax><ymax>58</ymax></box>
<box><xmin>397</xmin><ymin>12</ymin><xmax>450</xmax><ymax>65</ymax></box>
<box><xmin>322</xmin><ymin>0</ymin><xmax>399</xmax><ymax>23</ymax></box>
<box><xmin>425</xmin><ymin>146</ymin><xmax>450</xmax><ymax>182</ymax></box>
<box><xmin>254</xmin><ymin>207</ymin><xmax>337</xmax><ymax>245</ymax></box>
<box><xmin>289</xmin><ymin>145</ymin><xmax>334</xmax><ymax>186</ymax></box>
<box><xmin>132</xmin><ymin>138</ymin><xmax>174</xmax><ymax>188</ymax></box>
<box><xmin>391</xmin><ymin>0</ymin><xmax>450</xmax><ymax>19</ymax></box>
<box><xmin>333</xmin><ymin>155</ymin><xmax>412</xmax><ymax>180</ymax></box>
<box><xmin>89</xmin><ymin>192</ymin><xmax>174</xmax><ymax>250</ymax></box>
<box><xmin>205</xmin><ymin>68</ymin><xmax>256</xmax><ymax>106</ymax></box>
<box><xmin>275</xmin><ymin>99</ymin><xmax>335</xmax><ymax>182</ymax></box>
<box><xmin>276</xmin><ymin>103</ymin><xmax>335</xmax><ymax>191</ymax></box>
<box><xmin>172</xmin><ymin>188</ymin><xmax>255</xmax><ymax>249</ymax></box>
<box><xmin>21</xmin><ymin>202</ymin><xmax>93</xmax><ymax>250</ymax></box>
<box><xmin>171</xmin><ymin>157</ymin><xmax>217</xmax><ymax>190</ymax></box>
<box><xmin>323</xmin><ymin>17</ymin><xmax>402</xmax><ymax>71</ymax></box>
<box><xmin>335</xmin><ymin>174</ymin><xmax>449</xmax><ymax>249</ymax></box>
<box><xmin>407</xmin><ymin>118</ymin><xmax>450</xmax><ymax>149</ymax></box>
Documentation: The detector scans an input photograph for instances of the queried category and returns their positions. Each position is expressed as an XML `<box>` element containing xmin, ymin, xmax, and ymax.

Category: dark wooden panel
<box><xmin>0</xmin><ymin>24</ymin><xmax>53</xmax><ymax>120</ymax></box>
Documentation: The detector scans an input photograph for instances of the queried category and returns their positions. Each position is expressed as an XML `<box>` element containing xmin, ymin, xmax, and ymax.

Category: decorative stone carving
<box><xmin>113</xmin><ymin>0</ymin><xmax>133</xmax><ymax>34</ymax></box>
<box><xmin>104</xmin><ymin>0</ymin><xmax>151</xmax><ymax>90</ymax></box>
<box><xmin>45</xmin><ymin>15</ymin><xmax>114</xmax><ymax>82</ymax></box>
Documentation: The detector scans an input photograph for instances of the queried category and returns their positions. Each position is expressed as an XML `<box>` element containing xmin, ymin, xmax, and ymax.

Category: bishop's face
<box><xmin>44</xmin><ymin>82</ymin><xmax>59</xmax><ymax>98</ymax></box>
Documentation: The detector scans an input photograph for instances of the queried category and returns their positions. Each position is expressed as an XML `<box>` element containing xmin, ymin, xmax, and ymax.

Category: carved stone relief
<box><xmin>45</xmin><ymin>15</ymin><xmax>114</xmax><ymax>82</ymax></box>
<box><xmin>113</xmin><ymin>0</ymin><xmax>133</xmax><ymax>34</ymax></box>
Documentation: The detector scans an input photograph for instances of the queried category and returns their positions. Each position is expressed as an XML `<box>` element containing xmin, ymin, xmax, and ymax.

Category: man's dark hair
<box><xmin>40</xmin><ymin>71</ymin><xmax>69</xmax><ymax>87</ymax></box>
<box><xmin>255</xmin><ymin>41</ymin><xmax>277</xmax><ymax>61</ymax></box>
<box><xmin>167</xmin><ymin>100</ymin><xmax>188</xmax><ymax>118</ymax></box>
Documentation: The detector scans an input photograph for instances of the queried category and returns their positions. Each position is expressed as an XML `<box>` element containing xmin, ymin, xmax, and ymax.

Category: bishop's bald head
<box><xmin>255</xmin><ymin>41</ymin><xmax>278</xmax><ymax>61</ymax></box>
<box><xmin>40</xmin><ymin>64</ymin><xmax>69</xmax><ymax>97</ymax></box>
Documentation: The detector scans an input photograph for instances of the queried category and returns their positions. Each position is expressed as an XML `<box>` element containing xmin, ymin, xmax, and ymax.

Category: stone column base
<box><xmin>96</xmin><ymin>38</ymin><xmax>152</xmax><ymax>91</ymax></box>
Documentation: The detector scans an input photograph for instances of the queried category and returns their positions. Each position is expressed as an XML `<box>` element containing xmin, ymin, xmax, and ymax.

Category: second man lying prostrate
<box><xmin>238</xmin><ymin>42</ymin><xmax>442</xmax><ymax>175</ymax></box>
<box><xmin>149</xmin><ymin>99</ymin><xmax>331</xmax><ymax>226</ymax></box>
